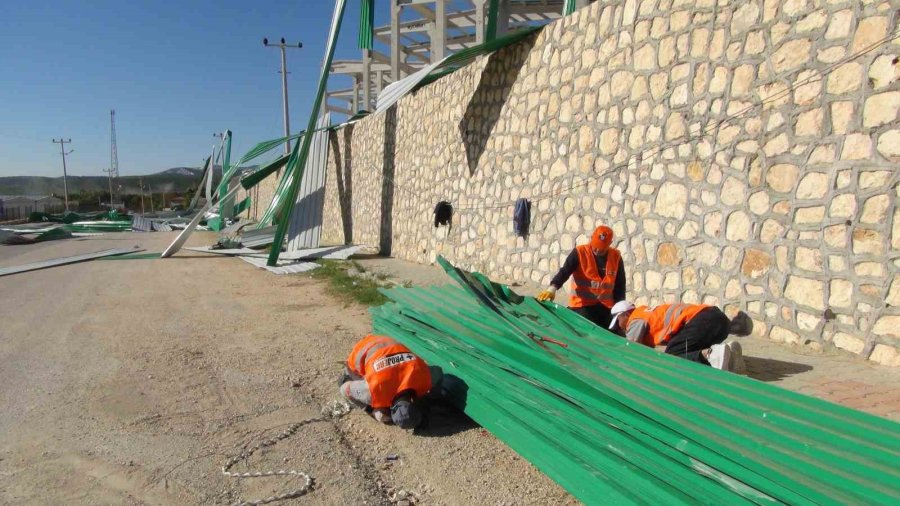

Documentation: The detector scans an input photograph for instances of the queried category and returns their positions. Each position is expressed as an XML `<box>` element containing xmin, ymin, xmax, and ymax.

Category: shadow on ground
<box><xmin>744</xmin><ymin>356</ymin><xmax>814</xmax><ymax>382</ymax></box>
<box><xmin>416</xmin><ymin>404</ymin><xmax>480</xmax><ymax>438</ymax></box>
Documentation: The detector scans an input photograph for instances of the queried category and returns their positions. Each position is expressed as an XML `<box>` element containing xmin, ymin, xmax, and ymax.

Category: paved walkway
<box><xmin>355</xmin><ymin>256</ymin><xmax>900</xmax><ymax>422</ymax></box>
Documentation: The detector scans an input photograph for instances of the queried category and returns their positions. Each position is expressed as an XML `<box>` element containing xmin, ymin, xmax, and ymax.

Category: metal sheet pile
<box><xmin>371</xmin><ymin>256</ymin><xmax>900</xmax><ymax>505</ymax></box>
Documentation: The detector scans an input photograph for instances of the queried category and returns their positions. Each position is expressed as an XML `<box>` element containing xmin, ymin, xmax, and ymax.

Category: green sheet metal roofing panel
<box><xmin>371</xmin><ymin>257</ymin><xmax>900</xmax><ymax>505</ymax></box>
<box><xmin>358</xmin><ymin>0</ymin><xmax>374</xmax><ymax>49</ymax></box>
<box><xmin>267</xmin><ymin>0</ymin><xmax>348</xmax><ymax>266</ymax></box>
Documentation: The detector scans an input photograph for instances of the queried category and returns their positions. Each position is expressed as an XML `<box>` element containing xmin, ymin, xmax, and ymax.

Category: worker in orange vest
<box><xmin>608</xmin><ymin>301</ymin><xmax>752</xmax><ymax>370</ymax></box>
<box><xmin>537</xmin><ymin>225</ymin><xmax>626</xmax><ymax>328</ymax></box>
<box><xmin>339</xmin><ymin>334</ymin><xmax>435</xmax><ymax>429</ymax></box>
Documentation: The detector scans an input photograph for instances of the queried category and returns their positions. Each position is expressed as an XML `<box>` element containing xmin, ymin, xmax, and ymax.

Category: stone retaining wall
<box><xmin>322</xmin><ymin>0</ymin><xmax>900</xmax><ymax>365</ymax></box>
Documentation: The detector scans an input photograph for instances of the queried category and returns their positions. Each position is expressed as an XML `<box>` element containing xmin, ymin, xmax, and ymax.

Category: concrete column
<box><xmin>473</xmin><ymin>0</ymin><xmax>486</xmax><ymax>44</ymax></box>
<box><xmin>362</xmin><ymin>49</ymin><xmax>371</xmax><ymax>110</ymax></box>
<box><xmin>432</xmin><ymin>0</ymin><xmax>446</xmax><ymax>62</ymax></box>
<box><xmin>390</xmin><ymin>1</ymin><xmax>403</xmax><ymax>81</ymax></box>
<box><xmin>376</xmin><ymin>69</ymin><xmax>384</xmax><ymax>97</ymax></box>
<box><xmin>351</xmin><ymin>75</ymin><xmax>359</xmax><ymax>113</ymax></box>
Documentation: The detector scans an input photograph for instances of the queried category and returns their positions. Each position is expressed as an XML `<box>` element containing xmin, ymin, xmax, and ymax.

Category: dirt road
<box><xmin>0</xmin><ymin>232</ymin><xmax>574</xmax><ymax>505</ymax></box>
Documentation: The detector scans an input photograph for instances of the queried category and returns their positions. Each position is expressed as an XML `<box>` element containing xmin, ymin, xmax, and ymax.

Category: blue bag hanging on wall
<box><xmin>513</xmin><ymin>198</ymin><xmax>531</xmax><ymax>237</ymax></box>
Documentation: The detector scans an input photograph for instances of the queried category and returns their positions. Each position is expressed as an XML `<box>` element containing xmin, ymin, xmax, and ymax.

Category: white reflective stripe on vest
<box><xmin>355</xmin><ymin>338</ymin><xmax>398</xmax><ymax>372</ymax></box>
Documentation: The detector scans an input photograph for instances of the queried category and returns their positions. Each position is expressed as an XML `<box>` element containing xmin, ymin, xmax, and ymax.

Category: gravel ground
<box><xmin>0</xmin><ymin>232</ymin><xmax>576</xmax><ymax>505</ymax></box>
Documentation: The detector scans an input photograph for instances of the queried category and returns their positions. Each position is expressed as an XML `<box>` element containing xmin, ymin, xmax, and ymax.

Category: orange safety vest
<box><xmin>569</xmin><ymin>245</ymin><xmax>622</xmax><ymax>309</ymax></box>
<box><xmin>346</xmin><ymin>334</ymin><xmax>432</xmax><ymax>409</ymax></box>
<box><xmin>626</xmin><ymin>303</ymin><xmax>709</xmax><ymax>346</ymax></box>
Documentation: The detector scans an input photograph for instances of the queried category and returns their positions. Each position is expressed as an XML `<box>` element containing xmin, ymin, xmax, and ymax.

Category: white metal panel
<box><xmin>286</xmin><ymin>113</ymin><xmax>331</xmax><ymax>252</ymax></box>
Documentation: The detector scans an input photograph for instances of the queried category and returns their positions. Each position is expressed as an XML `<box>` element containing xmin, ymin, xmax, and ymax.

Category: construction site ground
<box><xmin>1</xmin><ymin>232</ymin><xmax>897</xmax><ymax>505</ymax></box>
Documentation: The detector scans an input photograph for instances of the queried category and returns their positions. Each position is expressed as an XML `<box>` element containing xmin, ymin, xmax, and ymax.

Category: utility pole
<box><xmin>104</xmin><ymin>109</ymin><xmax>119</xmax><ymax>208</ymax></box>
<box><xmin>52</xmin><ymin>138</ymin><xmax>73</xmax><ymax>211</ymax></box>
<box><xmin>148</xmin><ymin>183</ymin><xmax>155</xmax><ymax>213</ymax></box>
<box><xmin>263</xmin><ymin>37</ymin><xmax>303</xmax><ymax>154</ymax></box>
<box><xmin>139</xmin><ymin>177</ymin><xmax>145</xmax><ymax>214</ymax></box>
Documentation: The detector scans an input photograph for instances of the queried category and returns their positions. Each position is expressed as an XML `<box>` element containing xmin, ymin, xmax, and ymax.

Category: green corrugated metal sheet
<box><xmin>563</xmin><ymin>0</ymin><xmax>578</xmax><ymax>15</ymax></box>
<box><xmin>267</xmin><ymin>0</ymin><xmax>348</xmax><ymax>266</ymax></box>
<box><xmin>358</xmin><ymin>0</ymin><xmax>374</xmax><ymax>49</ymax></box>
<box><xmin>485</xmin><ymin>0</ymin><xmax>501</xmax><ymax>42</ymax></box>
<box><xmin>371</xmin><ymin>256</ymin><xmax>900</xmax><ymax>505</ymax></box>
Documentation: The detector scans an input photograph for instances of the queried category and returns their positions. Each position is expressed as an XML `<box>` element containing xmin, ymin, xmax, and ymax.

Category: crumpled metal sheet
<box><xmin>371</xmin><ymin>256</ymin><xmax>900</xmax><ymax>505</ymax></box>
<box><xmin>238</xmin><ymin>256</ymin><xmax>319</xmax><ymax>275</ymax></box>
<box><xmin>0</xmin><ymin>246</ymin><xmax>144</xmax><ymax>277</ymax></box>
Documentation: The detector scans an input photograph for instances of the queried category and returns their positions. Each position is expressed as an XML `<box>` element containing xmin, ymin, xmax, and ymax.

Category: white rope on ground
<box><xmin>222</xmin><ymin>400</ymin><xmax>352</xmax><ymax>506</ymax></box>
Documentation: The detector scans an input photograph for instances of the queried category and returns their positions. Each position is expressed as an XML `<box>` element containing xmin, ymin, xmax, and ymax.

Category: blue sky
<box><xmin>0</xmin><ymin>1</ymin><xmax>378</xmax><ymax>177</ymax></box>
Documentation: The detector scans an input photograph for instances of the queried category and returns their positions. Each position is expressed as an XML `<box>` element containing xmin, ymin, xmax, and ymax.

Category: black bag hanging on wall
<box><xmin>513</xmin><ymin>198</ymin><xmax>531</xmax><ymax>237</ymax></box>
<box><xmin>434</xmin><ymin>201</ymin><xmax>453</xmax><ymax>229</ymax></box>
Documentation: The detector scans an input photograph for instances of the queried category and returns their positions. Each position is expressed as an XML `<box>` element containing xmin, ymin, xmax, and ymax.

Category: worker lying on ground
<box><xmin>608</xmin><ymin>301</ymin><xmax>753</xmax><ymax>371</ymax></box>
<box><xmin>537</xmin><ymin>225</ymin><xmax>626</xmax><ymax>328</ymax></box>
<box><xmin>339</xmin><ymin>334</ymin><xmax>436</xmax><ymax>429</ymax></box>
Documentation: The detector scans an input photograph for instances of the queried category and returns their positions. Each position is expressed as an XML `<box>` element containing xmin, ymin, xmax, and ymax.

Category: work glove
<box><xmin>536</xmin><ymin>286</ymin><xmax>557</xmax><ymax>302</ymax></box>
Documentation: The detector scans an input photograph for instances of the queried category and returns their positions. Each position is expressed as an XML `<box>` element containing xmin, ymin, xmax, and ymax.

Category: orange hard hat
<box><xmin>591</xmin><ymin>225</ymin><xmax>614</xmax><ymax>252</ymax></box>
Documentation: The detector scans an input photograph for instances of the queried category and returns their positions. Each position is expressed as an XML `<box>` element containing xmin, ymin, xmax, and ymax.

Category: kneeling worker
<box><xmin>609</xmin><ymin>301</ymin><xmax>752</xmax><ymax>371</ymax></box>
<box><xmin>537</xmin><ymin>225</ymin><xmax>626</xmax><ymax>328</ymax></box>
<box><xmin>339</xmin><ymin>334</ymin><xmax>432</xmax><ymax>429</ymax></box>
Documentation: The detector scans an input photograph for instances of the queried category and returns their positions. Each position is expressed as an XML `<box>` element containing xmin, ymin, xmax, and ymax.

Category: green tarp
<box><xmin>371</xmin><ymin>257</ymin><xmax>900</xmax><ymax>505</ymax></box>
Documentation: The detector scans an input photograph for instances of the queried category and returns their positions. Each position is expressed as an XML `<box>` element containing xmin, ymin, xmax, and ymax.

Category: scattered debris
<box><xmin>371</xmin><ymin>256</ymin><xmax>900</xmax><ymax>504</ymax></box>
<box><xmin>0</xmin><ymin>246</ymin><xmax>144</xmax><ymax>277</ymax></box>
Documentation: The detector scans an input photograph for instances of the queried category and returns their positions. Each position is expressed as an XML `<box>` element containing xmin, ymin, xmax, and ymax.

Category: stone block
<box><xmin>830</xmin><ymin>102</ymin><xmax>854</xmax><ymax>134</ymax></box>
<box><xmin>859</xmin><ymin>170</ymin><xmax>891</xmax><ymax>190</ymax></box>
<box><xmin>827</xmin><ymin>62</ymin><xmax>862</xmax><ymax>94</ymax></box>
<box><xmin>863</xmin><ymin>91</ymin><xmax>900</xmax><ymax>129</ymax></box>
<box><xmin>877</xmin><ymin>130</ymin><xmax>900</xmax><ymax>160</ymax></box>
<box><xmin>766</xmin><ymin>164</ymin><xmax>799</xmax><ymax>193</ymax></box>
<box><xmin>852</xmin><ymin>16</ymin><xmax>889</xmax><ymax>53</ymax></box>
<box><xmin>795</xmin><ymin>246</ymin><xmax>823</xmax><ymax>272</ymax></box>
<box><xmin>657</xmin><ymin>242</ymin><xmax>682</xmax><ymax>266</ymax></box>
<box><xmin>840</xmin><ymin>134</ymin><xmax>872</xmax><ymax>160</ymax></box>
<box><xmin>654</xmin><ymin>182</ymin><xmax>687</xmax><ymax>220</ymax></box>
<box><xmin>645</xmin><ymin>270</ymin><xmax>663</xmax><ymax>290</ymax></box>
<box><xmin>771</xmin><ymin>326</ymin><xmax>800</xmax><ymax>345</ymax></box>
<box><xmin>726</xmin><ymin>211</ymin><xmax>752</xmax><ymax>241</ymax></box>
<box><xmin>729</xmin><ymin>2</ymin><xmax>759</xmax><ymax>33</ymax></box>
<box><xmin>794</xmin><ymin>206</ymin><xmax>825</xmax><ymax>225</ymax></box>
<box><xmin>611</xmin><ymin>71</ymin><xmax>635</xmax><ymax>98</ymax></box>
<box><xmin>748</xmin><ymin>191</ymin><xmax>770</xmax><ymax>215</ymax></box>
<box><xmin>825</xmin><ymin>9</ymin><xmax>852</xmax><ymax>40</ymax></box>
<box><xmin>720</xmin><ymin>176</ymin><xmax>747</xmax><ymax>206</ymax></box>
<box><xmin>829</xmin><ymin>194</ymin><xmax>856</xmax><ymax>218</ymax></box>
<box><xmin>887</xmin><ymin>276</ymin><xmax>900</xmax><ymax>306</ymax></box>
<box><xmin>664</xmin><ymin>113</ymin><xmax>686</xmax><ymax>141</ymax></box>
<box><xmin>785</xmin><ymin>275</ymin><xmax>825</xmax><ymax>310</ymax></box>
<box><xmin>772</xmin><ymin>39</ymin><xmax>812</xmax><ymax>73</ymax></box>
<box><xmin>869</xmin><ymin>344</ymin><xmax>900</xmax><ymax>367</ymax></box>
<box><xmin>833</xmin><ymin>332</ymin><xmax>864</xmax><ymax>354</ymax></box>
<box><xmin>795</xmin><ymin>172</ymin><xmax>828</xmax><ymax>199</ymax></box>
<box><xmin>742</xmin><ymin>248</ymin><xmax>772</xmax><ymax>278</ymax></box>
<box><xmin>852</xmin><ymin>228</ymin><xmax>883</xmax><ymax>255</ymax></box>
<box><xmin>634</xmin><ymin>44</ymin><xmax>657</xmax><ymax>71</ymax></box>
<box><xmin>808</xmin><ymin>144</ymin><xmax>835</xmax><ymax>164</ymax></box>
<box><xmin>869</xmin><ymin>54</ymin><xmax>899</xmax><ymax>90</ymax></box>
<box><xmin>795</xmin><ymin>108</ymin><xmax>823</xmax><ymax>136</ymax></box>
<box><xmin>861</xmin><ymin>195</ymin><xmax>890</xmax><ymax>225</ymax></box>
<box><xmin>764</xmin><ymin>134</ymin><xmax>789</xmax><ymax>156</ymax></box>
<box><xmin>760</xmin><ymin>219</ymin><xmax>784</xmax><ymax>244</ymax></box>
<box><xmin>855</xmin><ymin>262</ymin><xmax>884</xmax><ymax>278</ymax></box>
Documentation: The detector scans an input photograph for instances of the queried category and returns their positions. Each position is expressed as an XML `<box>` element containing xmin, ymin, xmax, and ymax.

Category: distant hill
<box><xmin>0</xmin><ymin>165</ymin><xmax>257</xmax><ymax>196</ymax></box>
